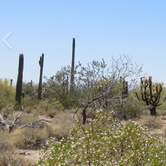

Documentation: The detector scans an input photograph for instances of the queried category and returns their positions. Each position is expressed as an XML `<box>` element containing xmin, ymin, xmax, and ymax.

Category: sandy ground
<box><xmin>17</xmin><ymin>149</ymin><xmax>43</xmax><ymax>163</ymax></box>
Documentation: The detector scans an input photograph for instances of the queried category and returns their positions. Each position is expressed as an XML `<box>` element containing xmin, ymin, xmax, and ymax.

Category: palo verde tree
<box><xmin>43</xmin><ymin>65</ymin><xmax>72</xmax><ymax>108</ymax></box>
<box><xmin>38</xmin><ymin>53</ymin><xmax>44</xmax><ymax>100</ymax></box>
<box><xmin>136</xmin><ymin>76</ymin><xmax>166</xmax><ymax>116</ymax></box>
<box><xmin>43</xmin><ymin>55</ymin><xmax>143</xmax><ymax>123</ymax></box>
<box><xmin>74</xmin><ymin>56</ymin><xmax>143</xmax><ymax>124</ymax></box>
<box><xmin>16</xmin><ymin>54</ymin><xmax>24</xmax><ymax>104</ymax></box>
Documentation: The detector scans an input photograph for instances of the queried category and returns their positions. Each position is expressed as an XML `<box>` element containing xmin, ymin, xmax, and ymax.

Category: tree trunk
<box><xmin>150</xmin><ymin>106</ymin><xmax>156</xmax><ymax>116</ymax></box>
<box><xmin>82</xmin><ymin>105</ymin><xmax>88</xmax><ymax>125</ymax></box>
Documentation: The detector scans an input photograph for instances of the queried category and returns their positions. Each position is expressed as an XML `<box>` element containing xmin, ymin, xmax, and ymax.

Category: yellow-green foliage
<box><xmin>0</xmin><ymin>78</ymin><xmax>15</xmax><ymax>110</ymax></box>
<box><xmin>158</xmin><ymin>86</ymin><xmax>166</xmax><ymax>110</ymax></box>
<box><xmin>39</xmin><ymin>99</ymin><xmax>64</xmax><ymax>112</ymax></box>
<box><xmin>93</xmin><ymin>78</ymin><xmax>123</xmax><ymax>97</ymax></box>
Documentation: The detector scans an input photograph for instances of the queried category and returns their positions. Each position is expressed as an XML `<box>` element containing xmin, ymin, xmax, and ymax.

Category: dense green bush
<box><xmin>119</xmin><ymin>90</ymin><xmax>146</xmax><ymax>119</ymax></box>
<box><xmin>22</xmin><ymin>82</ymin><xmax>37</xmax><ymax>96</ymax></box>
<box><xmin>0</xmin><ymin>79</ymin><xmax>15</xmax><ymax>110</ymax></box>
<box><xmin>120</xmin><ymin>98</ymin><xmax>142</xmax><ymax>119</ymax></box>
<box><xmin>157</xmin><ymin>87</ymin><xmax>166</xmax><ymax>110</ymax></box>
<box><xmin>39</xmin><ymin>99</ymin><xmax>64</xmax><ymax>112</ymax></box>
<box><xmin>35</xmin><ymin>110</ymin><xmax>166</xmax><ymax>166</ymax></box>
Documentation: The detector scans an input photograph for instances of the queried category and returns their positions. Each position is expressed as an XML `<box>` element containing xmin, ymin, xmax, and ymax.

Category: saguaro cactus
<box><xmin>16</xmin><ymin>54</ymin><xmax>24</xmax><ymax>104</ymax></box>
<box><xmin>136</xmin><ymin>76</ymin><xmax>166</xmax><ymax>115</ymax></box>
<box><xmin>38</xmin><ymin>53</ymin><xmax>44</xmax><ymax>100</ymax></box>
<box><xmin>122</xmin><ymin>79</ymin><xmax>128</xmax><ymax>99</ymax></box>
<box><xmin>70</xmin><ymin>38</ymin><xmax>75</xmax><ymax>93</ymax></box>
<box><xmin>10</xmin><ymin>79</ymin><xmax>13</xmax><ymax>86</ymax></box>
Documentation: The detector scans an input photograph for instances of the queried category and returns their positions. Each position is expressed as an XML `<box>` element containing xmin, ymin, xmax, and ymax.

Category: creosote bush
<box><xmin>35</xmin><ymin>110</ymin><xmax>166</xmax><ymax>166</ymax></box>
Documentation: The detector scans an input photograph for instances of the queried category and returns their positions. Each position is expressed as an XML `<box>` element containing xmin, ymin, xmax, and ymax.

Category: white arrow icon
<box><xmin>2</xmin><ymin>31</ymin><xmax>12</xmax><ymax>49</ymax></box>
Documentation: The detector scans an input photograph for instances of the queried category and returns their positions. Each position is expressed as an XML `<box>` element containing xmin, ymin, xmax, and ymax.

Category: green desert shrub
<box><xmin>114</xmin><ymin>97</ymin><xmax>143</xmax><ymax>120</ymax></box>
<box><xmin>39</xmin><ymin>99</ymin><xmax>64</xmax><ymax>112</ymax></box>
<box><xmin>35</xmin><ymin>110</ymin><xmax>166</xmax><ymax>166</ymax></box>
<box><xmin>21</xmin><ymin>98</ymin><xmax>39</xmax><ymax>108</ymax></box>
<box><xmin>157</xmin><ymin>86</ymin><xmax>166</xmax><ymax>110</ymax></box>
<box><xmin>22</xmin><ymin>81</ymin><xmax>37</xmax><ymax>96</ymax></box>
<box><xmin>0</xmin><ymin>78</ymin><xmax>15</xmax><ymax>110</ymax></box>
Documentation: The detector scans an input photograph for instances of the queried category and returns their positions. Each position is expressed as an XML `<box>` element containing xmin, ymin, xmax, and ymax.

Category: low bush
<box><xmin>39</xmin><ymin>99</ymin><xmax>64</xmax><ymax>112</ymax></box>
<box><xmin>35</xmin><ymin>110</ymin><xmax>166</xmax><ymax>166</ymax></box>
<box><xmin>50</xmin><ymin>112</ymin><xmax>76</xmax><ymax>140</ymax></box>
<box><xmin>15</xmin><ymin>127</ymin><xmax>49</xmax><ymax>150</ymax></box>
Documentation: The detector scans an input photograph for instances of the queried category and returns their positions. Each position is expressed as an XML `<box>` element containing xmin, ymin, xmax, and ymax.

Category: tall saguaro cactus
<box><xmin>136</xmin><ymin>76</ymin><xmax>166</xmax><ymax>115</ymax></box>
<box><xmin>70</xmin><ymin>38</ymin><xmax>75</xmax><ymax>93</ymax></box>
<box><xmin>16</xmin><ymin>54</ymin><xmax>24</xmax><ymax>104</ymax></box>
<box><xmin>38</xmin><ymin>53</ymin><xmax>44</xmax><ymax>100</ymax></box>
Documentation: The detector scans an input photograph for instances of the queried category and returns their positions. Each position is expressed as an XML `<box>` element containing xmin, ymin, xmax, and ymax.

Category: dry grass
<box><xmin>51</xmin><ymin>111</ymin><xmax>76</xmax><ymax>140</ymax></box>
<box><xmin>17</xmin><ymin>112</ymin><xmax>38</xmax><ymax>123</ymax></box>
<box><xmin>9</xmin><ymin>110</ymin><xmax>76</xmax><ymax>150</ymax></box>
<box><xmin>162</xmin><ymin>126</ymin><xmax>166</xmax><ymax>138</ymax></box>
<box><xmin>0</xmin><ymin>151</ymin><xmax>28</xmax><ymax>166</ymax></box>
<box><xmin>0</xmin><ymin>130</ymin><xmax>14</xmax><ymax>151</ymax></box>
<box><xmin>14</xmin><ymin>127</ymin><xmax>49</xmax><ymax>150</ymax></box>
<box><xmin>46</xmin><ymin>109</ymin><xmax>58</xmax><ymax>118</ymax></box>
<box><xmin>139</xmin><ymin>115</ymin><xmax>164</xmax><ymax>129</ymax></box>
<box><xmin>0</xmin><ymin>130</ymin><xmax>28</xmax><ymax>166</ymax></box>
<box><xmin>156</xmin><ymin>109</ymin><xmax>166</xmax><ymax>116</ymax></box>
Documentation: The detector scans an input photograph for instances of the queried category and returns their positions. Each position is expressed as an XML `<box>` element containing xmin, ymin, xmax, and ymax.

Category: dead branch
<box><xmin>0</xmin><ymin>106</ymin><xmax>24</xmax><ymax>132</ymax></box>
<box><xmin>0</xmin><ymin>115</ymin><xmax>10</xmax><ymax>131</ymax></box>
<box><xmin>19</xmin><ymin>119</ymin><xmax>54</xmax><ymax>129</ymax></box>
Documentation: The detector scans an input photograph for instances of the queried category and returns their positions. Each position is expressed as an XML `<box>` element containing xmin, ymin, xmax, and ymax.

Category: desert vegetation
<box><xmin>1</xmin><ymin>41</ymin><xmax>166</xmax><ymax>165</ymax></box>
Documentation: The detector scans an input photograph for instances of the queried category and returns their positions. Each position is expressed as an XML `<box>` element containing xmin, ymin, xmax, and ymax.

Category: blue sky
<box><xmin>0</xmin><ymin>1</ymin><xmax>166</xmax><ymax>85</ymax></box>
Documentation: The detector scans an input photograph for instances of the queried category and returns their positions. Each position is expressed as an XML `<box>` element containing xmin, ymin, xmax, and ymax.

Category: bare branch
<box><xmin>0</xmin><ymin>106</ymin><xmax>24</xmax><ymax>132</ymax></box>
<box><xmin>19</xmin><ymin>119</ymin><xmax>54</xmax><ymax>129</ymax></box>
<box><xmin>0</xmin><ymin>115</ymin><xmax>10</xmax><ymax>130</ymax></box>
<box><xmin>11</xmin><ymin>106</ymin><xmax>24</xmax><ymax>126</ymax></box>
